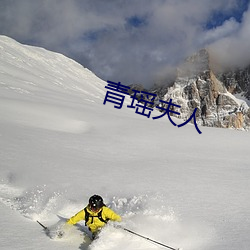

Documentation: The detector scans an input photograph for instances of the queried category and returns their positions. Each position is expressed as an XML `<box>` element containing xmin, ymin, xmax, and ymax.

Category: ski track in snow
<box><xmin>0</xmin><ymin>179</ymin><xmax>211</xmax><ymax>250</ymax></box>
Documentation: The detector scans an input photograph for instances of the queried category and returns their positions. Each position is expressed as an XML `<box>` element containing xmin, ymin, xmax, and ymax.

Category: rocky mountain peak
<box><xmin>157</xmin><ymin>49</ymin><xmax>250</xmax><ymax>130</ymax></box>
<box><xmin>177</xmin><ymin>48</ymin><xmax>210</xmax><ymax>78</ymax></box>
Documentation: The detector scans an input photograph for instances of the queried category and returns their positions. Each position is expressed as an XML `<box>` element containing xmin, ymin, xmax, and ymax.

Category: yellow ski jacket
<box><xmin>67</xmin><ymin>206</ymin><xmax>121</xmax><ymax>233</ymax></box>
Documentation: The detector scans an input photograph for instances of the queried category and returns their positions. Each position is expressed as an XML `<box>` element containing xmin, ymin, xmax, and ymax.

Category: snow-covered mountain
<box><xmin>151</xmin><ymin>49</ymin><xmax>250</xmax><ymax>130</ymax></box>
<box><xmin>0</xmin><ymin>36</ymin><xmax>250</xmax><ymax>250</ymax></box>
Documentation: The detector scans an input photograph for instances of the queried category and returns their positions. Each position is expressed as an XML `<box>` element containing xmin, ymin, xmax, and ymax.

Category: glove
<box><xmin>113</xmin><ymin>223</ymin><xmax>123</xmax><ymax>229</ymax></box>
<box><xmin>56</xmin><ymin>230</ymin><xmax>64</xmax><ymax>238</ymax></box>
<box><xmin>55</xmin><ymin>223</ymin><xmax>71</xmax><ymax>238</ymax></box>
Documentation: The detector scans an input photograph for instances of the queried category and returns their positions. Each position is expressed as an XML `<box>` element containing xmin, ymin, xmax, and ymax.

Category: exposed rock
<box><xmin>126</xmin><ymin>49</ymin><xmax>250</xmax><ymax>130</ymax></box>
<box><xmin>217</xmin><ymin>66</ymin><xmax>250</xmax><ymax>100</ymax></box>
<box><xmin>156</xmin><ymin>49</ymin><xmax>250</xmax><ymax>130</ymax></box>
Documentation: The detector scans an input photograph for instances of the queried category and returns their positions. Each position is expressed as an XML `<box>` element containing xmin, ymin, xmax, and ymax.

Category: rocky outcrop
<box><xmin>217</xmin><ymin>66</ymin><xmax>250</xmax><ymax>100</ymax></box>
<box><xmin>157</xmin><ymin>49</ymin><xmax>250</xmax><ymax>130</ymax></box>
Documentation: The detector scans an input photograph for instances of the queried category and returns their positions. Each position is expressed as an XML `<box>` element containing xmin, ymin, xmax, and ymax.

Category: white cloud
<box><xmin>0</xmin><ymin>0</ymin><xmax>249</xmax><ymax>86</ymax></box>
<box><xmin>200</xmin><ymin>18</ymin><xmax>240</xmax><ymax>45</ymax></box>
<box><xmin>209</xmin><ymin>5</ymin><xmax>250</xmax><ymax>69</ymax></box>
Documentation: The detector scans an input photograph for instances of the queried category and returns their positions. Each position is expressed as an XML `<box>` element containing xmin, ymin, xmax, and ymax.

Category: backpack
<box><xmin>84</xmin><ymin>206</ymin><xmax>109</xmax><ymax>226</ymax></box>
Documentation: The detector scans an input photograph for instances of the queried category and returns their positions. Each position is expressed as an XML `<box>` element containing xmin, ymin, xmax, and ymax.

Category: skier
<box><xmin>66</xmin><ymin>194</ymin><xmax>121</xmax><ymax>239</ymax></box>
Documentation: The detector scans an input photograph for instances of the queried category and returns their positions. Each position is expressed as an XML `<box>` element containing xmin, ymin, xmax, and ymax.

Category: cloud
<box><xmin>209</xmin><ymin>4</ymin><xmax>250</xmax><ymax>69</ymax></box>
<box><xmin>200</xmin><ymin>18</ymin><xmax>240</xmax><ymax>45</ymax></box>
<box><xmin>0</xmin><ymin>0</ymin><xmax>249</xmax><ymax>87</ymax></box>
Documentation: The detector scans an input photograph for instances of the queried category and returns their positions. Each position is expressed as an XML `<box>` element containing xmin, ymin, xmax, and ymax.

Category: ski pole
<box><xmin>37</xmin><ymin>220</ymin><xmax>48</xmax><ymax>231</ymax></box>
<box><xmin>122</xmin><ymin>227</ymin><xmax>180</xmax><ymax>250</ymax></box>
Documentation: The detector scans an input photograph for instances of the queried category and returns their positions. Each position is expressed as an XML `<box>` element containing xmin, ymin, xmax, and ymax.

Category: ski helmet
<box><xmin>89</xmin><ymin>195</ymin><xmax>104</xmax><ymax>210</ymax></box>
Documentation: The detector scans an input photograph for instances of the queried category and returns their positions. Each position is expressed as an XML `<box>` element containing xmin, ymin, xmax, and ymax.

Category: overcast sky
<box><xmin>0</xmin><ymin>0</ymin><xmax>249</xmax><ymax>87</ymax></box>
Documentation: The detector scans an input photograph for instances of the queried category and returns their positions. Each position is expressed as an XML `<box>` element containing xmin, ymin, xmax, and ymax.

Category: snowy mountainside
<box><xmin>0</xmin><ymin>35</ymin><xmax>105</xmax><ymax>102</ymax></box>
<box><xmin>0</xmin><ymin>36</ymin><xmax>250</xmax><ymax>250</ymax></box>
<box><xmin>0</xmin><ymin>35</ymin><xmax>107</xmax><ymax>133</ymax></box>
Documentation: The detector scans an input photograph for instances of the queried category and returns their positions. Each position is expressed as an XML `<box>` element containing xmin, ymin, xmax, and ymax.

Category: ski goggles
<box><xmin>89</xmin><ymin>205</ymin><xmax>101</xmax><ymax>212</ymax></box>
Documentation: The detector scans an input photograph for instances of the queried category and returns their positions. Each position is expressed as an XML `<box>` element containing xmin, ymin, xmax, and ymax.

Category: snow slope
<box><xmin>0</xmin><ymin>36</ymin><xmax>250</xmax><ymax>250</ymax></box>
